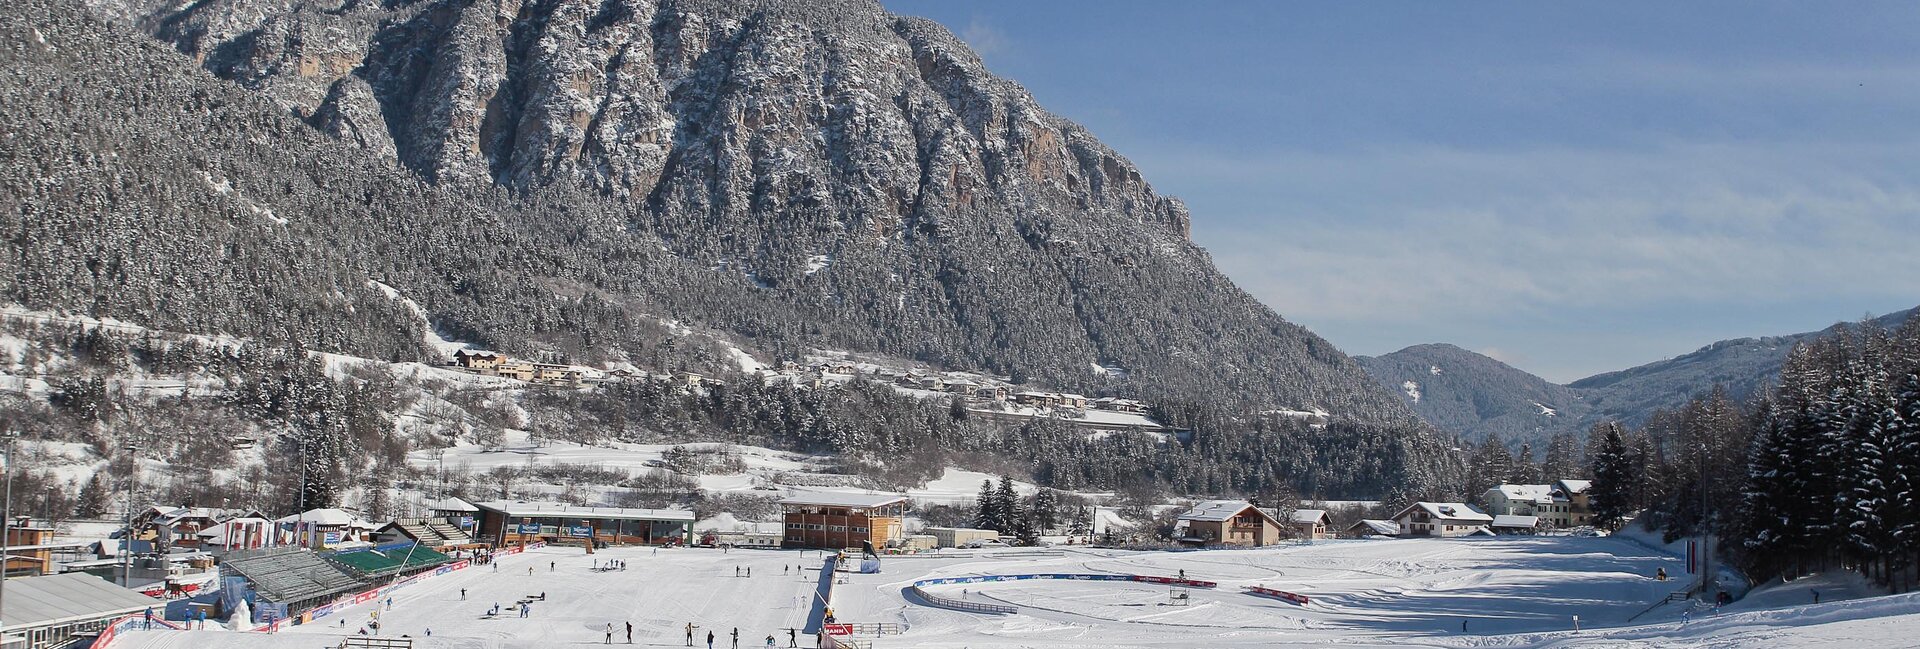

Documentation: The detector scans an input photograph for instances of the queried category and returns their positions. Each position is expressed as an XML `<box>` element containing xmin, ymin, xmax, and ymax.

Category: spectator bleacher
<box><xmin>326</xmin><ymin>544</ymin><xmax>454</xmax><ymax>578</ymax></box>
<box><xmin>221</xmin><ymin>548</ymin><xmax>368</xmax><ymax>610</ymax></box>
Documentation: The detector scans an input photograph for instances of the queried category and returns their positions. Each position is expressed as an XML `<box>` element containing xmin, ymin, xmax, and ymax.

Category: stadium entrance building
<box><xmin>0</xmin><ymin>572</ymin><xmax>161</xmax><ymax>649</ymax></box>
<box><xmin>472</xmin><ymin>501</ymin><xmax>694</xmax><ymax>547</ymax></box>
<box><xmin>778</xmin><ymin>492</ymin><xmax>907</xmax><ymax>550</ymax></box>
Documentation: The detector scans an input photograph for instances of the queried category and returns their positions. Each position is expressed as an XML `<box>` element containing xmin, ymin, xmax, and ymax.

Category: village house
<box><xmin>942</xmin><ymin>377</ymin><xmax>978</xmax><ymax>393</ymax></box>
<box><xmin>495</xmin><ymin>358</ymin><xmax>536</xmax><ymax>381</ymax></box>
<box><xmin>676</xmin><ymin>372</ymin><xmax>707</xmax><ymax>387</ymax></box>
<box><xmin>1481</xmin><ymin>484</ymin><xmax>1554</xmax><ymax>516</ymax></box>
<box><xmin>1058</xmin><ymin>393</ymin><xmax>1090</xmax><ymax>409</ymax></box>
<box><xmin>1288</xmin><ymin>509</ymin><xmax>1333</xmax><ymax>540</ymax></box>
<box><xmin>822</xmin><ymin>362</ymin><xmax>857</xmax><ymax>375</ymax></box>
<box><xmin>530</xmin><ymin>362</ymin><xmax>584</xmax><ymax>385</ymax></box>
<box><xmin>1092</xmin><ymin>397</ymin><xmax>1149</xmax><ymax>413</ymax></box>
<box><xmin>916</xmin><ymin>376</ymin><xmax>947</xmax><ymax>392</ymax></box>
<box><xmin>452</xmin><ymin>349</ymin><xmax>504</xmax><ymax>372</ymax></box>
<box><xmin>1390</xmin><ymin>502</ymin><xmax>1494</xmax><ymax>538</ymax></box>
<box><xmin>1538</xmin><ymin>480</ymin><xmax>1594</xmax><ymax>527</ymax></box>
<box><xmin>1013</xmin><ymin>391</ymin><xmax>1060</xmax><ymax>407</ymax></box>
<box><xmin>973</xmin><ymin>386</ymin><xmax>1009</xmax><ymax>402</ymax></box>
<box><xmin>1175</xmin><ymin>500</ymin><xmax>1285</xmax><ymax>547</ymax></box>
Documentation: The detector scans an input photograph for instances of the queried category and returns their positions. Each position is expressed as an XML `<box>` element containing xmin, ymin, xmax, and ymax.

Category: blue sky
<box><xmin>882</xmin><ymin>0</ymin><xmax>1920</xmax><ymax>382</ymax></box>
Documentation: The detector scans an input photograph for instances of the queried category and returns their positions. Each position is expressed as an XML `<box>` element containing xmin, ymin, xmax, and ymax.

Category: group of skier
<box><xmin>684</xmin><ymin>623</ymin><xmax>803</xmax><ymax>648</ymax></box>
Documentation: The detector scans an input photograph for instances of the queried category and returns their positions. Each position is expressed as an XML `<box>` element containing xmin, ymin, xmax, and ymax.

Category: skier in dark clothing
<box><xmin>706</xmin><ymin>630</ymin><xmax>715</xmax><ymax>649</ymax></box>
<box><xmin>731</xmin><ymin>627</ymin><xmax>739</xmax><ymax>649</ymax></box>
<box><xmin>626</xmin><ymin>621</ymin><xmax>633</xmax><ymax>643</ymax></box>
<box><xmin>787</xmin><ymin>628</ymin><xmax>797</xmax><ymax>647</ymax></box>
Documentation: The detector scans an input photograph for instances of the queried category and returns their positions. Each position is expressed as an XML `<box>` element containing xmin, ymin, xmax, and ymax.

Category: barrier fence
<box><xmin>1244</xmin><ymin>586</ymin><xmax>1311</xmax><ymax>605</ymax></box>
<box><xmin>909</xmin><ymin>573</ymin><xmax>1219</xmax><ymax>615</ymax></box>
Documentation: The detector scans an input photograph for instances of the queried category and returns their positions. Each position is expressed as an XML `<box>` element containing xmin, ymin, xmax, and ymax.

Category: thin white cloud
<box><xmin>960</xmin><ymin>16</ymin><xmax>1010</xmax><ymax>59</ymax></box>
<box><xmin>1181</xmin><ymin>139</ymin><xmax>1920</xmax><ymax>378</ymax></box>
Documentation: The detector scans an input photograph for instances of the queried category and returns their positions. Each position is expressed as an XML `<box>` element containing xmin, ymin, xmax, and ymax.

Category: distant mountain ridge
<box><xmin>1359</xmin><ymin>306</ymin><xmax>1919</xmax><ymax>444</ymax></box>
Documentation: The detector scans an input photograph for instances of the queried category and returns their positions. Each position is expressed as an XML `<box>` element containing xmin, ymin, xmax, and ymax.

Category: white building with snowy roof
<box><xmin>1390</xmin><ymin>502</ymin><xmax>1493</xmax><ymax>538</ymax></box>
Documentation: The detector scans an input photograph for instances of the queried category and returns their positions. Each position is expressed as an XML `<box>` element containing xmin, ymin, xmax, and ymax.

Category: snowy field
<box><xmin>109</xmin><ymin>537</ymin><xmax>1920</xmax><ymax>649</ymax></box>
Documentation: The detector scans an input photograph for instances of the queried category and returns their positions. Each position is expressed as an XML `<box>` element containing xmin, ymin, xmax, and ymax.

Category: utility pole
<box><xmin>297</xmin><ymin>430</ymin><xmax>310</xmax><ymax>548</ymax></box>
<box><xmin>0</xmin><ymin>426</ymin><xmax>20</xmax><ymax>633</ymax></box>
<box><xmin>121</xmin><ymin>443</ymin><xmax>141</xmax><ymax>588</ymax></box>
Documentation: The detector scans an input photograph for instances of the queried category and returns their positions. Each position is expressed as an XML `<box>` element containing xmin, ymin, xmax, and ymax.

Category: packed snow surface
<box><xmin>108</xmin><ymin>537</ymin><xmax>1919</xmax><ymax>648</ymax></box>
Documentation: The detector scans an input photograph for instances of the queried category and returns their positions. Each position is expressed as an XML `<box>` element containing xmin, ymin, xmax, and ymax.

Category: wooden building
<box><xmin>1175</xmin><ymin>500</ymin><xmax>1283</xmax><ymax>547</ymax></box>
<box><xmin>778</xmin><ymin>492</ymin><xmax>908</xmax><ymax>550</ymax></box>
<box><xmin>1288</xmin><ymin>509</ymin><xmax>1333</xmax><ymax>540</ymax></box>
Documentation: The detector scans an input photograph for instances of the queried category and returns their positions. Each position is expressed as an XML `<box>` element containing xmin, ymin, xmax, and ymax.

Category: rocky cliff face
<box><xmin>58</xmin><ymin>0</ymin><xmax>1418</xmax><ymax>423</ymax></box>
<box><xmin>132</xmin><ymin>0</ymin><xmax>1189</xmax><ymax>233</ymax></box>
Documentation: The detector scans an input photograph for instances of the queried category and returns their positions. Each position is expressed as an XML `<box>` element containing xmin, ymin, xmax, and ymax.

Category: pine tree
<box><xmin>1070</xmin><ymin>505</ymin><xmax>1093</xmax><ymax>537</ymax></box>
<box><xmin>74</xmin><ymin>472</ymin><xmax>110</xmax><ymax>518</ymax></box>
<box><xmin>1589</xmin><ymin>424</ymin><xmax>1635</xmax><ymax>530</ymax></box>
<box><xmin>1540</xmin><ymin>432</ymin><xmax>1582</xmax><ymax>482</ymax></box>
<box><xmin>973</xmin><ymin>480</ymin><xmax>1000</xmax><ymax>531</ymax></box>
<box><xmin>1511</xmin><ymin>442</ymin><xmax>1541</xmax><ymax>484</ymax></box>
<box><xmin>1733</xmin><ymin>397</ymin><xmax>1796</xmax><ymax>578</ymax></box>
<box><xmin>993</xmin><ymin>476</ymin><xmax>1022</xmax><ymax>534</ymax></box>
<box><xmin>1031</xmin><ymin>489</ymin><xmax>1059</xmax><ymax>535</ymax></box>
<box><xmin>1466</xmin><ymin>435</ymin><xmax>1514</xmax><ymax>499</ymax></box>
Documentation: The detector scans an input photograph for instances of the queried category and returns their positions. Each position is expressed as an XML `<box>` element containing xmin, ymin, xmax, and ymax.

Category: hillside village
<box><xmin>444</xmin><ymin>349</ymin><xmax>1184</xmax><ymax>438</ymax></box>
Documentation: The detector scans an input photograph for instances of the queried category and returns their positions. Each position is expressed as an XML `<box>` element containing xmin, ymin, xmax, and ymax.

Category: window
<box><xmin>807</xmin><ymin>524</ymin><xmax>824</xmax><ymax>531</ymax></box>
<box><xmin>786</xmin><ymin>523</ymin><xmax>801</xmax><ymax>529</ymax></box>
<box><xmin>829</xmin><ymin>525</ymin><xmax>847</xmax><ymax>532</ymax></box>
<box><xmin>852</xmin><ymin>526</ymin><xmax>868</xmax><ymax>533</ymax></box>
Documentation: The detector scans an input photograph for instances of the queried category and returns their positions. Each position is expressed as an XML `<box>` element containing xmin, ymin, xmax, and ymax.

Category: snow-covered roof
<box><xmin>1554</xmin><ymin>480</ymin><xmax>1593</xmax><ymax>495</ymax></box>
<box><xmin>152</xmin><ymin>507</ymin><xmax>221</xmax><ymax>525</ymax></box>
<box><xmin>1349</xmin><ymin>519</ymin><xmax>1400</xmax><ymax>536</ymax></box>
<box><xmin>1485</xmin><ymin>484</ymin><xmax>1553</xmax><ymax>503</ymax></box>
<box><xmin>0</xmin><ymin>572</ymin><xmax>161</xmax><ymax>629</ymax></box>
<box><xmin>1291</xmin><ymin>509</ymin><xmax>1330</xmax><ymax>525</ymax></box>
<box><xmin>1492</xmin><ymin>515</ymin><xmax>1540</xmax><ymax>528</ymax></box>
<box><xmin>276</xmin><ymin>508</ymin><xmax>360</xmax><ymax>526</ymax></box>
<box><xmin>778</xmin><ymin>491</ymin><xmax>909</xmax><ymax>509</ymax></box>
<box><xmin>472</xmin><ymin>501</ymin><xmax>696</xmax><ymax>522</ymax></box>
<box><xmin>424</xmin><ymin>497</ymin><xmax>479</xmax><ymax>513</ymax></box>
<box><xmin>1395</xmin><ymin>502</ymin><xmax>1493</xmax><ymax>523</ymax></box>
<box><xmin>1178</xmin><ymin>500</ymin><xmax>1263</xmax><ymax>523</ymax></box>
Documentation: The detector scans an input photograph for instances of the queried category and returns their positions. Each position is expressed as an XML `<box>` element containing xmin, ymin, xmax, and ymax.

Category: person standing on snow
<box><xmin>626</xmin><ymin>621</ymin><xmax>634</xmax><ymax>643</ymax></box>
<box><xmin>706</xmin><ymin>630</ymin><xmax>715</xmax><ymax>649</ymax></box>
<box><xmin>605</xmin><ymin>623</ymin><xmax>614</xmax><ymax>644</ymax></box>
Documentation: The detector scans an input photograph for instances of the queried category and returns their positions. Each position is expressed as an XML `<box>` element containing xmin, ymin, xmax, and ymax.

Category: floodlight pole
<box><xmin>121</xmin><ymin>444</ymin><xmax>141</xmax><ymax>588</ymax></box>
<box><xmin>0</xmin><ymin>426</ymin><xmax>20</xmax><ymax>632</ymax></box>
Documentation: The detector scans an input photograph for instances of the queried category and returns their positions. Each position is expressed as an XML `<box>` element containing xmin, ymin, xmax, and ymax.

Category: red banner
<box><xmin>824</xmin><ymin>624</ymin><xmax>853</xmax><ymax>636</ymax></box>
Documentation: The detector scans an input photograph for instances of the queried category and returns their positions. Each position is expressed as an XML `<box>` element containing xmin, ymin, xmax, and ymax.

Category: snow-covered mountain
<box><xmin>1360</xmin><ymin>306</ymin><xmax>1918</xmax><ymax>444</ymax></box>
<box><xmin>0</xmin><ymin>0</ymin><xmax>1463</xmax><ymax>514</ymax></box>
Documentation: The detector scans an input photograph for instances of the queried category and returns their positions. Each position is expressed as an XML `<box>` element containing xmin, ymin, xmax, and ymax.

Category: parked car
<box><xmin>963</xmin><ymin>539</ymin><xmax>1010</xmax><ymax>549</ymax></box>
